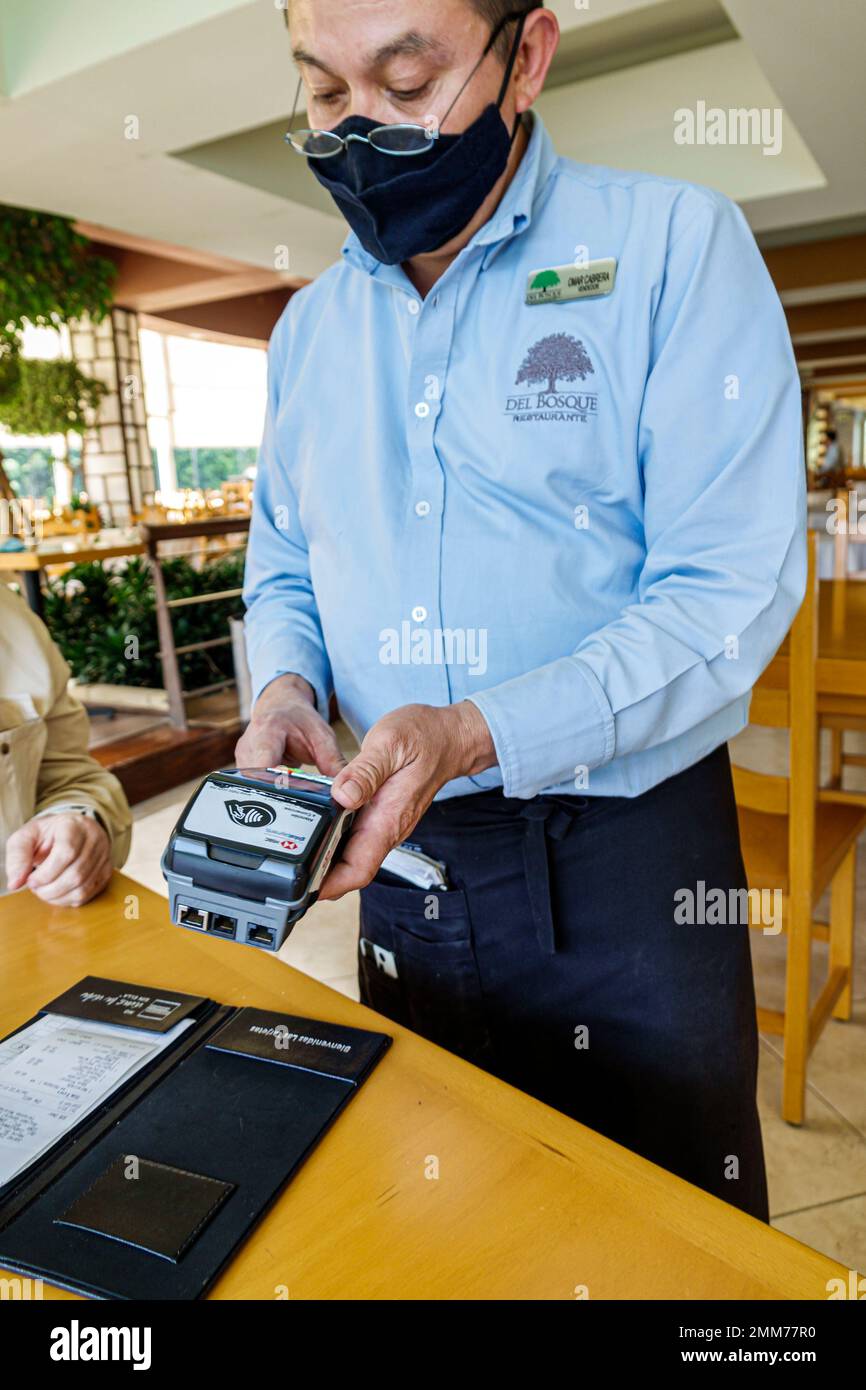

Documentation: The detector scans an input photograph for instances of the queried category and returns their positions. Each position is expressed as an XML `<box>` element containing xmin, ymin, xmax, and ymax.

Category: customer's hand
<box><xmin>5</xmin><ymin>813</ymin><xmax>113</xmax><ymax>906</ymax></box>
<box><xmin>234</xmin><ymin>673</ymin><xmax>346</xmax><ymax>776</ymax></box>
<box><xmin>320</xmin><ymin>701</ymin><xmax>496</xmax><ymax>900</ymax></box>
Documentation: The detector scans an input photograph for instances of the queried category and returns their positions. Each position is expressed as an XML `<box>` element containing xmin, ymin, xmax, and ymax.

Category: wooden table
<box><xmin>0</xmin><ymin>875</ymin><xmax>849</xmax><ymax>1300</ymax></box>
<box><xmin>0</xmin><ymin>537</ymin><xmax>145</xmax><ymax>616</ymax></box>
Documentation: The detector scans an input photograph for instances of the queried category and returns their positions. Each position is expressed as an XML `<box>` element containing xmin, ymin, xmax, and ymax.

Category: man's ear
<box><xmin>513</xmin><ymin>7</ymin><xmax>560</xmax><ymax>115</ymax></box>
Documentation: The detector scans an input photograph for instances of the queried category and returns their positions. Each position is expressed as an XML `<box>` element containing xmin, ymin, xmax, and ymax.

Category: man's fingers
<box><xmin>4</xmin><ymin>821</ymin><xmax>42</xmax><ymax>892</ymax></box>
<box><xmin>319</xmin><ymin>782</ymin><xmax>416</xmax><ymax>898</ymax></box>
<box><xmin>25</xmin><ymin>826</ymin><xmax>83</xmax><ymax>889</ymax></box>
<box><xmin>235</xmin><ymin>708</ymin><xmax>346</xmax><ymax>778</ymax></box>
<box><xmin>319</xmin><ymin>817</ymin><xmax>396</xmax><ymax>899</ymax></box>
<box><xmin>332</xmin><ymin>745</ymin><xmax>395</xmax><ymax>810</ymax></box>
<box><xmin>309</xmin><ymin>723</ymin><xmax>348</xmax><ymax>778</ymax></box>
<box><xmin>32</xmin><ymin>852</ymin><xmax>113</xmax><ymax>907</ymax></box>
<box><xmin>234</xmin><ymin>724</ymin><xmax>287</xmax><ymax>768</ymax></box>
<box><xmin>29</xmin><ymin>837</ymin><xmax>107</xmax><ymax>900</ymax></box>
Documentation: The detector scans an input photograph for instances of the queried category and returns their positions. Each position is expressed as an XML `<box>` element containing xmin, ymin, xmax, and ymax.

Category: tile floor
<box><xmin>123</xmin><ymin>725</ymin><xmax>866</xmax><ymax>1274</ymax></box>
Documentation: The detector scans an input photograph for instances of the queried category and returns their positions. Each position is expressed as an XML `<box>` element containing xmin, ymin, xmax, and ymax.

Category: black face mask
<box><xmin>305</xmin><ymin>13</ymin><xmax>529</xmax><ymax>266</ymax></box>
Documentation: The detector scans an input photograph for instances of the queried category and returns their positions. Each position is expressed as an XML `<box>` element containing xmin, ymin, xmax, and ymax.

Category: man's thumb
<box><xmin>5</xmin><ymin>820</ymin><xmax>41</xmax><ymax>891</ymax></box>
<box><xmin>331</xmin><ymin>749</ymin><xmax>391</xmax><ymax>809</ymax></box>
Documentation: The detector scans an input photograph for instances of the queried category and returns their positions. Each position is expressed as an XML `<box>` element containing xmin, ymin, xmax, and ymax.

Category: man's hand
<box><xmin>234</xmin><ymin>673</ymin><xmax>346</xmax><ymax>776</ymax></box>
<box><xmin>321</xmin><ymin>701</ymin><xmax>496</xmax><ymax>899</ymax></box>
<box><xmin>5</xmin><ymin>813</ymin><xmax>113</xmax><ymax>906</ymax></box>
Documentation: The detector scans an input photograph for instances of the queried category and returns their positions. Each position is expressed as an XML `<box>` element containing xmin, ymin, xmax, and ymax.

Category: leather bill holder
<box><xmin>0</xmin><ymin>978</ymin><xmax>391</xmax><ymax>1299</ymax></box>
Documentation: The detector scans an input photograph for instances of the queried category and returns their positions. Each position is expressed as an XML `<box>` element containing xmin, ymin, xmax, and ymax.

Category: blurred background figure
<box><xmin>816</xmin><ymin>428</ymin><xmax>846</xmax><ymax>487</ymax></box>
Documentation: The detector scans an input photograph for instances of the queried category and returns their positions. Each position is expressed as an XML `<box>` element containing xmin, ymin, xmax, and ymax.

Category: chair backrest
<box><xmin>732</xmin><ymin>530</ymin><xmax>818</xmax><ymax>908</ymax></box>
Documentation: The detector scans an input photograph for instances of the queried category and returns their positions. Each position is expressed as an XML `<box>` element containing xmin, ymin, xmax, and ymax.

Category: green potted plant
<box><xmin>0</xmin><ymin>205</ymin><xmax>116</xmax><ymax>505</ymax></box>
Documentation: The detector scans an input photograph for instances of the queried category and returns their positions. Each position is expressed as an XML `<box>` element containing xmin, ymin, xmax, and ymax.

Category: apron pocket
<box><xmin>358</xmin><ymin>876</ymin><xmax>493</xmax><ymax>1063</ymax></box>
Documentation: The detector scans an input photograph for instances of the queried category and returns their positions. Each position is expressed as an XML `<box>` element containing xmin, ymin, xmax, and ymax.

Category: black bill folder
<box><xmin>0</xmin><ymin>976</ymin><xmax>390</xmax><ymax>1299</ymax></box>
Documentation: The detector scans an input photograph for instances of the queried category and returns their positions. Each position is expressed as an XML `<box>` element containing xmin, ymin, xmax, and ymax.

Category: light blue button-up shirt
<box><xmin>244</xmin><ymin>113</ymin><xmax>805</xmax><ymax>800</ymax></box>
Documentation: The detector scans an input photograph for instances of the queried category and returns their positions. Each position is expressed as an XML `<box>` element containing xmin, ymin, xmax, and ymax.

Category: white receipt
<box><xmin>0</xmin><ymin>1013</ymin><xmax>192</xmax><ymax>1188</ymax></box>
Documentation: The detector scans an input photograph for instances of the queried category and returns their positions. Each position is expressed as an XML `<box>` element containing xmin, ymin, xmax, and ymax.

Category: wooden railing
<box><xmin>140</xmin><ymin>516</ymin><xmax>250</xmax><ymax>730</ymax></box>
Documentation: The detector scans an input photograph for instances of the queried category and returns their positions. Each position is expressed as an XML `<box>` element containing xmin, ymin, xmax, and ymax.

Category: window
<box><xmin>139</xmin><ymin>327</ymin><xmax>267</xmax><ymax>495</ymax></box>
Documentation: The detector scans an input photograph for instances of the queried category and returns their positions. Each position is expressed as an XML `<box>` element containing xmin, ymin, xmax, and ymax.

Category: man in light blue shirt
<box><xmin>239</xmin><ymin>0</ymin><xmax>805</xmax><ymax>1221</ymax></box>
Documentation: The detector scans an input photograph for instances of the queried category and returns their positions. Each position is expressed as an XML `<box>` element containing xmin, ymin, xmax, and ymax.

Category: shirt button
<box><xmin>407</xmin><ymin>298</ymin><xmax>420</xmax><ymax>316</ymax></box>
<box><xmin>414</xmin><ymin>402</ymin><xmax>430</xmax><ymax>419</ymax></box>
<box><xmin>412</xmin><ymin>606</ymin><xmax>428</xmax><ymax>623</ymax></box>
<box><xmin>415</xmin><ymin>500</ymin><xmax>431</xmax><ymax>517</ymax></box>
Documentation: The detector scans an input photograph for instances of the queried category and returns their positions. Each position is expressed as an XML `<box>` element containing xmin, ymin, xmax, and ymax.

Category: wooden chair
<box><xmin>732</xmin><ymin>531</ymin><xmax>866</xmax><ymax>1124</ymax></box>
<box><xmin>822</xmin><ymin>487</ymin><xmax>866</xmax><ymax>800</ymax></box>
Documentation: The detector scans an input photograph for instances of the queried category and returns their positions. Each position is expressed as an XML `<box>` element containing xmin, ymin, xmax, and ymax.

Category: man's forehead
<box><xmin>287</xmin><ymin>1</ymin><xmax>472</xmax><ymax>71</ymax></box>
<box><xmin>294</xmin><ymin>29</ymin><xmax>452</xmax><ymax>71</ymax></box>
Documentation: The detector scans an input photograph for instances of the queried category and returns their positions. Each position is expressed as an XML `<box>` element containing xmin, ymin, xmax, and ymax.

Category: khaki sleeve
<box><xmin>34</xmin><ymin>631</ymin><xmax>133</xmax><ymax>870</ymax></box>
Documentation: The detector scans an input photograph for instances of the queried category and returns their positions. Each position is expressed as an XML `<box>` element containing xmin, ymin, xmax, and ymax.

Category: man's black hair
<box><xmin>280</xmin><ymin>1</ymin><xmax>543</xmax><ymax>61</ymax></box>
<box><xmin>469</xmin><ymin>1</ymin><xmax>542</xmax><ymax>59</ymax></box>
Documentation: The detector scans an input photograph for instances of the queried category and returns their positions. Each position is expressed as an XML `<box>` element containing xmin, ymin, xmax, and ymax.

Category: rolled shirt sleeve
<box><xmin>243</xmin><ymin>311</ymin><xmax>335</xmax><ymax>716</ymax></box>
<box><xmin>469</xmin><ymin>190</ymin><xmax>806</xmax><ymax>799</ymax></box>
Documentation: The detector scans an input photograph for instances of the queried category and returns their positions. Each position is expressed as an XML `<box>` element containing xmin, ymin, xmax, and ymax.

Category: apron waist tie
<box><xmin>518</xmin><ymin>797</ymin><xmax>587</xmax><ymax>955</ymax></box>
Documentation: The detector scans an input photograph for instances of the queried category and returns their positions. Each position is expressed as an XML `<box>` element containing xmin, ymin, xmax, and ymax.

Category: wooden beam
<box><xmin>763</xmin><ymin>234</ymin><xmax>866</xmax><ymax>293</ymax></box>
<box><xmin>76</xmin><ymin>220</ymin><xmax>266</xmax><ymax>276</ymax></box>
<box><xmin>786</xmin><ymin>298</ymin><xmax>866</xmax><ymax>337</ymax></box>
<box><xmin>795</xmin><ymin>337</ymin><xmax>866</xmax><ymax>364</ymax></box>
<box><xmin>798</xmin><ymin>367</ymin><xmax>866</xmax><ymax>386</ymax></box>
<box><xmin>79</xmin><ymin>223</ymin><xmax>302</xmax><ymax>316</ymax></box>
<box><xmin>128</xmin><ymin>268</ymin><xmax>294</xmax><ymax>314</ymax></box>
<box><xmin>146</xmin><ymin>288</ymin><xmax>295</xmax><ymax>345</ymax></box>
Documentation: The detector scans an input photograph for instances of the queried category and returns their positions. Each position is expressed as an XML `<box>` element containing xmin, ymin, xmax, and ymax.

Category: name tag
<box><xmin>526</xmin><ymin>258</ymin><xmax>617</xmax><ymax>306</ymax></box>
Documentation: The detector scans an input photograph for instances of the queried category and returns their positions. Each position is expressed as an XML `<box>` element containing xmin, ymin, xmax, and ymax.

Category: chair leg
<box><xmin>782</xmin><ymin>894</ymin><xmax>812</xmax><ymax>1125</ymax></box>
<box><xmin>829</xmin><ymin>728</ymin><xmax>844</xmax><ymax>787</ymax></box>
<box><xmin>829</xmin><ymin>846</ymin><xmax>856</xmax><ymax>1021</ymax></box>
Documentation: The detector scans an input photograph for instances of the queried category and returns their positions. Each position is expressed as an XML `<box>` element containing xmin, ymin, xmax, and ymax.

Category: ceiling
<box><xmin>1</xmin><ymin>0</ymin><xmax>864</xmax><ymax>385</ymax></box>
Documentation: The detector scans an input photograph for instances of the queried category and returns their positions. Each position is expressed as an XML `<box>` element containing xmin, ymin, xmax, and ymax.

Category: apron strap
<box><xmin>518</xmin><ymin>797</ymin><xmax>587</xmax><ymax>955</ymax></box>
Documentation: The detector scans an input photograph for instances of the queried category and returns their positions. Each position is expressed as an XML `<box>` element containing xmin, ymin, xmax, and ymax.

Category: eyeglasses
<box><xmin>284</xmin><ymin>6</ymin><xmax>536</xmax><ymax>159</ymax></box>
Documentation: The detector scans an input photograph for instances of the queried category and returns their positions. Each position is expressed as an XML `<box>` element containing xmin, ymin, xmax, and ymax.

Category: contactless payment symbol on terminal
<box><xmin>225</xmin><ymin>800</ymin><xmax>277</xmax><ymax>828</ymax></box>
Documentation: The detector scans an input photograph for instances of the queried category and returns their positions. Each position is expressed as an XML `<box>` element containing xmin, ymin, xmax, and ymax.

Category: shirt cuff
<box><xmin>467</xmin><ymin>655</ymin><xmax>616</xmax><ymax>799</ymax></box>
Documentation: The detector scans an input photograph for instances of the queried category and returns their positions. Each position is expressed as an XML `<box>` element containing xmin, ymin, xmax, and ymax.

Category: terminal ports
<box><xmin>210</xmin><ymin>914</ymin><xmax>237</xmax><ymax>939</ymax></box>
<box><xmin>247</xmin><ymin>924</ymin><xmax>275</xmax><ymax>949</ymax></box>
<box><xmin>178</xmin><ymin>905</ymin><xmax>208</xmax><ymax>931</ymax></box>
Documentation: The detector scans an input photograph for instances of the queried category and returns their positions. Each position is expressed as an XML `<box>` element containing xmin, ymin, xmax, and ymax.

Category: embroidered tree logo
<box><xmin>516</xmin><ymin>333</ymin><xmax>594</xmax><ymax>394</ymax></box>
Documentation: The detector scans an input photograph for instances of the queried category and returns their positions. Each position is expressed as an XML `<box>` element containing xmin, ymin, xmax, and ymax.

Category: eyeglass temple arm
<box><xmin>438</xmin><ymin>5</ymin><xmax>534</xmax><ymax>130</ymax></box>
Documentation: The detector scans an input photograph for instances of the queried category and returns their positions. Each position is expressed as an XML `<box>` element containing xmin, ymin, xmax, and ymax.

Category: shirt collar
<box><xmin>339</xmin><ymin>110</ymin><xmax>557</xmax><ymax>281</ymax></box>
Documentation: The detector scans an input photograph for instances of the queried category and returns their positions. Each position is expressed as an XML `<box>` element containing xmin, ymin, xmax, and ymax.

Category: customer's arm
<box><xmin>5</xmin><ymin>602</ymin><xmax>131</xmax><ymax>903</ymax></box>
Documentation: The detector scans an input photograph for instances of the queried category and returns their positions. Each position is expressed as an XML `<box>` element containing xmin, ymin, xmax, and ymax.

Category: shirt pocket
<box><xmin>358</xmin><ymin>876</ymin><xmax>494</xmax><ymax>1065</ymax></box>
